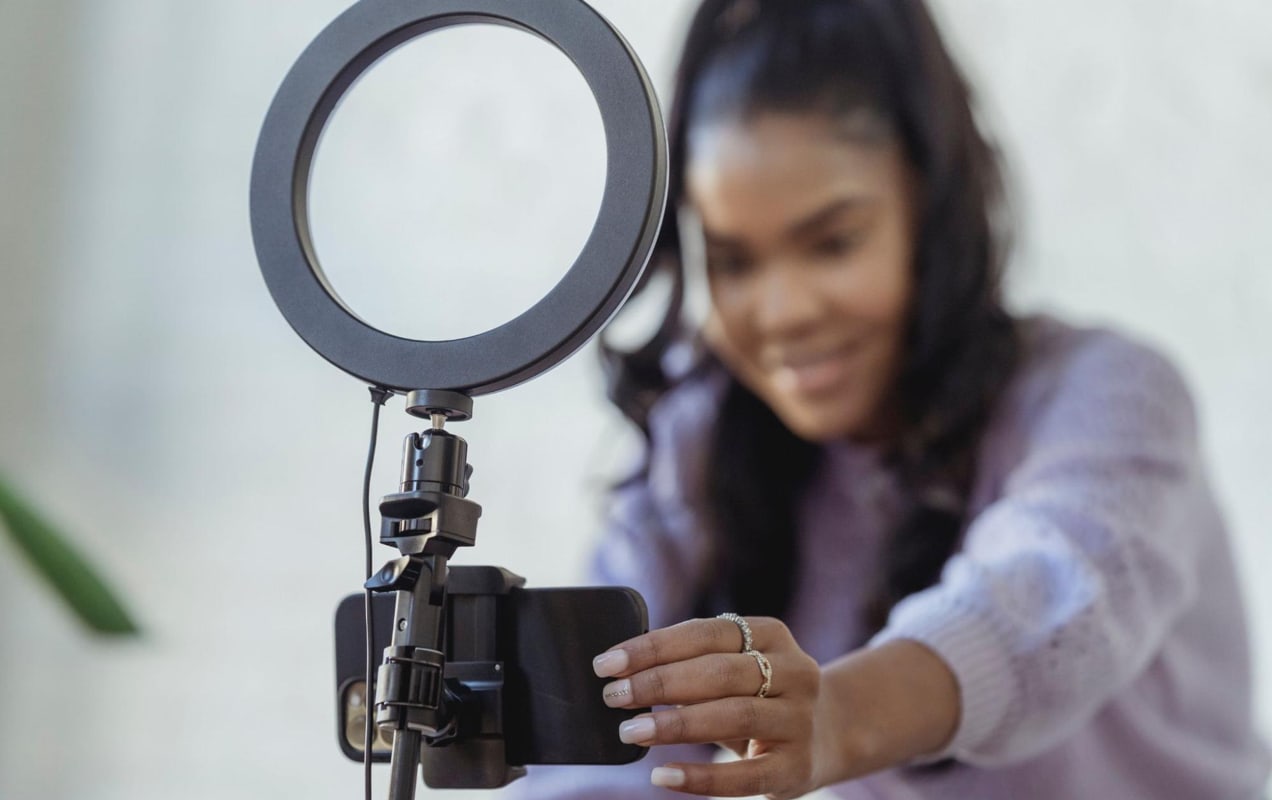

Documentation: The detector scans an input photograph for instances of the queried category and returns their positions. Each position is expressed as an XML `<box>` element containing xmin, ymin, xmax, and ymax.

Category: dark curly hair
<box><xmin>601</xmin><ymin>0</ymin><xmax>1020</xmax><ymax>639</ymax></box>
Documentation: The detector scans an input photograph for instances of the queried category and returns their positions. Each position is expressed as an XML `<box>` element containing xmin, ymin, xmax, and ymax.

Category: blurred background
<box><xmin>1</xmin><ymin>1</ymin><xmax>1269</xmax><ymax>798</ymax></box>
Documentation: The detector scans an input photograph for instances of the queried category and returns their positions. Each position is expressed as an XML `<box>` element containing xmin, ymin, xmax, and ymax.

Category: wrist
<box><xmin>812</xmin><ymin>639</ymin><xmax>961</xmax><ymax>785</ymax></box>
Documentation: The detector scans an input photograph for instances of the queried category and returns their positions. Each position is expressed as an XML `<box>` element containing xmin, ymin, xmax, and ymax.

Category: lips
<box><xmin>769</xmin><ymin>343</ymin><xmax>861</xmax><ymax>395</ymax></box>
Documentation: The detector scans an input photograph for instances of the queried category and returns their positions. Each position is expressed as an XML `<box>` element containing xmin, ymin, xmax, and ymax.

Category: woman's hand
<box><xmin>593</xmin><ymin>618</ymin><xmax>962</xmax><ymax>797</ymax></box>
<box><xmin>591</xmin><ymin>616</ymin><xmax>837</xmax><ymax>799</ymax></box>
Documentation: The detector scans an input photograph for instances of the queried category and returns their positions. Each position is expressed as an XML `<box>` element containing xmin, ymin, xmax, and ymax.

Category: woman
<box><xmin>511</xmin><ymin>0</ymin><xmax>1269</xmax><ymax>797</ymax></box>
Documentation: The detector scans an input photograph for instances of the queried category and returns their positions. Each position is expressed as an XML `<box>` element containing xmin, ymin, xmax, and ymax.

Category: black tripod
<box><xmin>338</xmin><ymin>385</ymin><xmax>654</xmax><ymax>797</ymax></box>
<box><xmin>364</xmin><ymin>389</ymin><xmax>520</xmax><ymax>798</ymax></box>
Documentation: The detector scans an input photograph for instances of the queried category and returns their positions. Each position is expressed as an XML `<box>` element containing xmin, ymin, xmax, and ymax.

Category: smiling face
<box><xmin>687</xmin><ymin>111</ymin><xmax>917</xmax><ymax>443</ymax></box>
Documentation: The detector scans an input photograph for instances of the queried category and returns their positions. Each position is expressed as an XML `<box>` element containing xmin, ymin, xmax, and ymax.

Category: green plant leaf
<box><xmin>0</xmin><ymin>476</ymin><xmax>140</xmax><ymax>635</ymax></box>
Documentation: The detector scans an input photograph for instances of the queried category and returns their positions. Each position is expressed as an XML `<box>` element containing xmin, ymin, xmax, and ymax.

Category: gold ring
<box><xmin>747</xmin><ymin>649</ymin><xmax>773</xmax><ymax>698</ymax></box>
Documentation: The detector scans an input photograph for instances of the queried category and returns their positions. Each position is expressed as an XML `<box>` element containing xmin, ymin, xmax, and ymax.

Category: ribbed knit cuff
<box><xmin>868</xmin><ymin>595</ymin><xmax>1014</xmax><ymax>763</ymax></box>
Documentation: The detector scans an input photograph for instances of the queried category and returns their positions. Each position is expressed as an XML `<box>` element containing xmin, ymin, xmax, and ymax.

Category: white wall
<box><xmin>0</xmin><ymin>2</ymin><xmax>1267</xmax><ymax>798</ymax></box>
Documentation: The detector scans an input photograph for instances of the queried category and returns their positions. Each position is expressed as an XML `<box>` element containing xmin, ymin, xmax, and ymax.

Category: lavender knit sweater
<box><xmin>503</xmin><ymin>317</ymin><xmax>1269</xmax><ymax>799</ymax></box>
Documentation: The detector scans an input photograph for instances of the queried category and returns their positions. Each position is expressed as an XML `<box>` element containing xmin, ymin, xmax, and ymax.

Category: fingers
<box><xmin>595</xmin><ymin>618</ymin><xmax>824</xmax><ymax>799</ymax></box>
<box><xmin>594</xmin><ymin>616</ymin><xmax>791</xmax><ymax>679</ymax></box>
<box><xmin>653</xmin><ymin>753</ymin><xmax>815</xmax><ymax>799</ymax></box>
<box><xmin>618</xmin><ymin>701</ymin><xmax>819</xmax><ymax>799</ymax></box>
<box><xmin>602</xmin><ymin>650</ymin><xmax>810</xmax><ymax>707</ymax></box>
<box><xmin>616</xmin><ymin>698</ymin><xmax>809</xmax><ymax>747</ymax></box>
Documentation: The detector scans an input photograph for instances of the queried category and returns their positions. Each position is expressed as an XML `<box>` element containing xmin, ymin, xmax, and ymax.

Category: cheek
<box><xmin>854</xmin><ymin>262</ymin><xmax>913</xmax><ymax>392</ymax></box>
<box><xmin>706</xmin><ymin>270</ymin><xmax>759</xmax><ymax>328</ymax></box>
<box><xmin>859</xmin><ymin>262</ymin><xmax>915</xmax><ymax>420</ymax></box>
<box><xmin>703</xmin><ymin>280</ymin><xmax>759</xmax><ymax>368</ymax></box>
<box><xmin>855</xmin><ymin>227</ymin><xmax>915</xmax><ymax>326</ymax></box>
<box><xmin>882</xmin><ymin>207</ymin><xmax>919</xmax><ymax>323</ymax></box>
<box><xmin>874</xmin><ymin>267</ymin><xmax>913</xmax><ymax>333</ymax></box>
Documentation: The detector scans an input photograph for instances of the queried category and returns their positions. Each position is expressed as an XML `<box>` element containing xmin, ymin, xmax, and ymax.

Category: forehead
<box><xmin>686</xmin><ymin>112</ymin><xmax>906</xmax><ymax>237</ymax></box>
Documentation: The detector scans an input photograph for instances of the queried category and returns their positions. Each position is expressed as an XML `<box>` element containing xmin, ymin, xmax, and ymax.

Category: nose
<box><xmin>752</xmin><ymin>263</ymin><xmax>823</xmax><ymax>338</ymax></box>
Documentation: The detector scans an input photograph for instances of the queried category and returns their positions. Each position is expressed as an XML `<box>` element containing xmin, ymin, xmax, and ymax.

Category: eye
<box><xmin>706</xmin><ymin>250</ymin><xmax>754</xmax><ymax>278</ymax></box>
<box><xmin>810</xmin><ymin>231</ymin><xmax>863</xmax><ymax>260</ymax></box>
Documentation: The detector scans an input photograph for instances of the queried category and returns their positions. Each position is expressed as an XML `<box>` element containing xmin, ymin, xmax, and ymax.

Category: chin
<box><xmin>775</xmin><ymin>404</ymin><xmax>868</xmax><ymax>443</ymax></box>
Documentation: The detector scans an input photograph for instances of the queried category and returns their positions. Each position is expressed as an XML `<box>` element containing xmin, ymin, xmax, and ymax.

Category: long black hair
<box><xmin>602</xmin><ymin>0</ymin><xmax>1020</xmax><ymax>637</ymax></box>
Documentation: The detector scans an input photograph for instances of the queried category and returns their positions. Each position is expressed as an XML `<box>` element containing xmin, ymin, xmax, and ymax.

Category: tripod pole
<box><xmin>372</xmin><ymin>552</ymin><xmax>451</xmax><ymax>800</ymax></box>
<box><xmin>388</xmin><ymin>730</ymin><xmax>423</xmax><ymax>800</ymax></box>
<box><xmin>370</xmin><ymin>392</ymin><xmax>481</xmax><ymax>798</ymax></box>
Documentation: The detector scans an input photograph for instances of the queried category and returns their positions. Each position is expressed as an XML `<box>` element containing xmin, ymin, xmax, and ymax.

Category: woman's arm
<box><xmin>813</xmin><ymin>639</ymin><xmax>960</xmax><ymax>781</ymax></box>
<box><xmin>593</xmin><ymin>330</ymin><xmax>1209</xmax><ymax>795</ymax></box>
<box><xmin>868</xmin><ymin>331</ymin><xmax>1203</xmax><ymax>765</ymax></box>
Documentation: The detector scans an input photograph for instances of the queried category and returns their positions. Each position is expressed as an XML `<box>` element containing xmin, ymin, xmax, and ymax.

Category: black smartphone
<box><xmin>334</xmin><ymin>567</ymin><xmax>650</xmax><ymax>779</ymax></box>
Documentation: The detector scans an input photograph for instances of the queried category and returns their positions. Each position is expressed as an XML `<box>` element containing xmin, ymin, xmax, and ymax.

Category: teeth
<box><xmin>774</xmin><ymin>367</ymin><xmax>801</xmax><ymax>392</ymax></box>
<box><xmin>792</xmin><ymin>355</ymin><xmax>832</xmax><ymax>368</ymax></box>
<box><xmin>780</xmin><ymin>350</ymin><xmax>843</xmax><ymax>369</ymax></box>
<box><xmin>771</xmin><ymin>347</ymin><xmax>854</xmax><ymax>394</ymax></box>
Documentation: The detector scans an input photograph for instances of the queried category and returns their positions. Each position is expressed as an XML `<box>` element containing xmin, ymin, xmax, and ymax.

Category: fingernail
<box><xmin>619</xmin><ymin>716</ymin><xmax>656</xmax><ymax>744</ymax></box>
<box><xmin>603</xmin><ymin>679</ymin><xmax>633</xmax><ymax>707</ymax></box>
<box><xmin>593</xmin><ymin>649</ymin><xmax>629</xmax><ymax>678</ymax></box>
<box><xmin>650</xmin><ymin>767</ymin><xmax>686</xmax><ymax>788</ymax></box>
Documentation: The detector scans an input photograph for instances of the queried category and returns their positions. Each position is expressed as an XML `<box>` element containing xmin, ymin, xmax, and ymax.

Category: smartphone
<box><xmin>334</xmin><ymin>567</ymin><xmax>649</xmax><ymax>782</ymax></box>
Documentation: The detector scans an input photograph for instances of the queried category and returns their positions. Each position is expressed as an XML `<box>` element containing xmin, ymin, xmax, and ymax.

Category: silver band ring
<box><xmin>748</xmin><ymin>649</ymin><xmax>773</xmax><ymax>698</ymax></box>
<box><xmin>718</xmin><ymin>614</ymin><xmax>772</xmax><ymax>698</ymax></box>
<box><xmin>717</xmin><ymin>612</ymin><xmax>753</xmax><ymax>653</ymax></box>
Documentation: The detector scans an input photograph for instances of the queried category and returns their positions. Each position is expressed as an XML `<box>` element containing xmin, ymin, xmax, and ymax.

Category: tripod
<box><xmin>364</xmin><ymin>389</ymin><xmax>521</xmax><ymax>798</ymax></box>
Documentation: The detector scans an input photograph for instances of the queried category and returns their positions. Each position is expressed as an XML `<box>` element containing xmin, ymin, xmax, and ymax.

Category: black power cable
<box><xmin>363</xmin><ymin>386</ymin><xmax>392</xmax><ymax>800</ymax></box>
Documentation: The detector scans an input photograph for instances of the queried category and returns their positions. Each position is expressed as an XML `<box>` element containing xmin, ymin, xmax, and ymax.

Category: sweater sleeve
<box><xmin>497</xmin><ymin>378</ymin><xmax>720</xmax><ymax>799</ymax></box>
<box><xmin>870</xmin><ymin>330</ymin><xmax>1205</xmax><ymax>766</ymax></box>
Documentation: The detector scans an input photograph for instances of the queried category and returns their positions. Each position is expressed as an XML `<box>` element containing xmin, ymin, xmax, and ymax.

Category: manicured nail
<box><xmin>650</xmin><ymin>767</ymin><xmax>685</xmax><ymax>788</ymax></box>
<box><xmin>619</xmin><ymin>716</ymin><xmax>656</xmax><ymax>744</ymax></box>
<box><xmin>593</xmin><ymin>649</ymin><xmax>629</xmax><ymax>678</ymax></box>
<box><xmin>603</xmin><ymin>679</ymin><xmax>633</xmax><ymax>707</ymax></box>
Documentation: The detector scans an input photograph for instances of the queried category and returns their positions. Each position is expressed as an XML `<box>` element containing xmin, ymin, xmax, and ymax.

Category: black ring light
<box><xmin>250</xmin><ymin>0</ymin><xmax>667</xmax><ymax>395</ymax></box>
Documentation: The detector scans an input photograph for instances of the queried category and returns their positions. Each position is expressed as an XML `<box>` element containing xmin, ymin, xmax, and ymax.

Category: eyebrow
<box><xmin>702</xmin><ymin>196</ymin><xmax>875</xmax><ymax>248</ymax></box>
